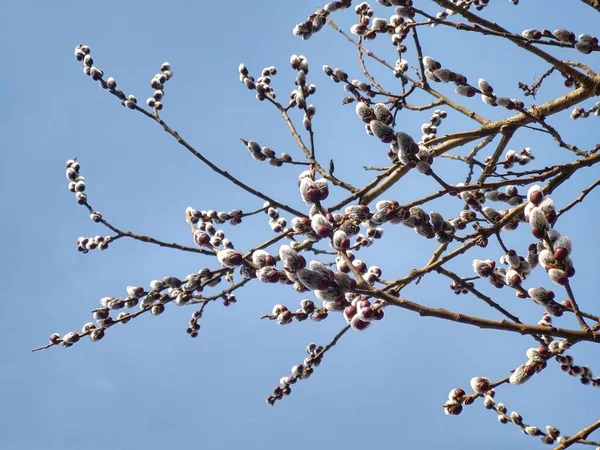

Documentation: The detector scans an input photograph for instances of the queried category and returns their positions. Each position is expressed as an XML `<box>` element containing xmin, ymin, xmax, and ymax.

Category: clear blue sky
<box><xmin>1</xmin><ymin>1</ymin><xmax>599</xmax><ymax>449</ymax></box>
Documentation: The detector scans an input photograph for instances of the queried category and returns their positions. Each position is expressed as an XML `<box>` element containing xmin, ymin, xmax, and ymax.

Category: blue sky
<box><xmin>1</xmin><ymin>1</ymin><xmax>599</xmax><ymax>449</ymax></box>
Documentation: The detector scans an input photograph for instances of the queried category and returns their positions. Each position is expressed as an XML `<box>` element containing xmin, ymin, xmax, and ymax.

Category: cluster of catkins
<box><xmin>350</xmin><ymin>2</ymin><xmax>411</xmax><ymax>48</ymax></box>
<box><xmin>242</xmin><ymin>139</ymin><xmax>293</xmax><ymax>166</ymax></box>
<box><xmin>458</xmin><ymin>184</ymin><xmax>524</xmax><ymax>211</ymax></box>
<box><xmin>65</xmin><ymin>158</ymin><xmax>87</xmax><ymax>205</ymax></box>
<box><xmin>186</xmin><ymin>206</ymin><xmax>244</xmax><ymax>227</ymax></box>
<box><xmin>521</xmin><ymin>28</ymin><xmax>598</xmax><ymax>54</ymax></box>
<box><xmin>305</xmin><ymin>167</ymin><xmax>457</xmax><ymax>247</ymax></box>
<box><xmin>251</xmin><ymin>244</ymin><xmax>380</xmax><ymax>330</ymax></box>
<box><xmin>74</xmin><ymin>44</ymin><xmax>103</xmax><ymax>80</ymax></box>
<box><xmin>267</xmin><ymin>299</ymin><xmax>326</xmax><ymax>325</ymax></box>
<box><xmin>421</xmin><ymin>109</ymin><xmax>448</xmax><ymax>143</ymax></box>
<box><xmin>292</xmin><ymin>1</ymin><xmax>353</xmax><ymax>40</ymax></box>
<box><xmin>467</xmin><ymin>380</ymin><xmax>564</xmax><ymax>445</ymax></box>
<box><xmin>524</xmin><ymin>185</ymin><xmax>574</xmax><ymax>286</ymax></box>
<box><xmin>289</xmin><ymin>54</ymin><xmax>317</xmax><ymax>110</ymax></box>
<box><xmin>238</xmin><ymin>63</ymin><xmax>280</xmax><ymax>102</ymax></box>
<box><xmin>47</xmin><ymin>267</ymin><xmax>232</xmax><ymax>347</ymax></box>
<box><xmin>470</xmin><ymin>184</ymin><xmax>575</xmax><ymax>318</ymax></box>
<box><xmin>422</xmin><ymin>56</ymin><xmax>524</xmax><ymax>109</ymax></box>
<box><xmin>422</xmin><ymin>56</ymin><xmax>473</xmax><ymax>95</ymax></box>
<box><xmin>555</xmin><ymin>354</ymin><xmax>600</xmax><ymax>387</ymax></box>
<box><xmin>445</xmin><ymin>338</ymin><xmax>598</xmax><ymax>443</ymax></box>
<box><xmin>146</xmin><ymin>62</ymin><xmax>173</xmax><ymax>110</ymax></box>
<box><xmin>267</xmin><ymin>343</ymin><xmax>325</xmax><ymax>405</ymax></box>
<box><xmin>189</xmin><ymin>204</ymin><xmax>287</xmax><ymax>246</ymax></box>
<box><xmin>73</xmin><ymin>44</ymin><xmax>139</xmax><ymax>108</ymax></box>
<box><xmin>77</xmin><ymin>235</ymin><xmax>111</xmax><ymax>253</ymax></box>
<box><xmin>193</xmin><ymin>223</ymin><xmax>234</xmax><ymax>249</ymax></box>
<box><xmin>490</xmin><ymin>147</ymin><xmax>534</xmax><ymax>169</ymax></box>
<box><xmin>570</xmin><ymin>101</ymin><xmax>600</xmax><ymax>119</ymax></box>
<box><xmin>342</xmin><ymin>295</ymin><xmax>385</xmax><ymax>330</ymax></box>
<box><xmin>323</xmin><ymin>66</ymin><xmax>382</xmax><ymax>97</ymax></box>
<box><xmin>354</xmin><ymin>100</ymin><xmax>437</xmax><ymax>172</ymax></box>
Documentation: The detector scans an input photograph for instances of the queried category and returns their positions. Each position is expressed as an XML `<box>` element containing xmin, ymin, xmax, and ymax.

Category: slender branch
<box><xmin>360</xmin><ymin>79</ymin><xmax>600</xmax><ymax>205</ymax></box>
<box><xmin>277</xmin><ymin>103</ymin><xmax>358</xmax><ymax>193</ymax></box>
<box><xmin>404</xmin><ymin>99</ymin><xmax>445</xmax><ymax>111</ymax></box>
<box><xmin>82</xmin><ymin>201</ymin><xmax>212</xmax><ymax>255</ymax></box>
<box><xmin>364</xmin><ymin>288</ymin><xmax>600</xmax><ymax>343</ymax></box>
<box><xmin>579</xmin><ymin>0</ymin><xmax>600</xmax><ymax>12</ymax></box>
<box><xmin>436</xmin><ymin>267</ymin><xmax>524</xmax><ymax>324</ymax></box>
<box><xmin>565</xmin><ymin>281</ymin><xmax>591</xmax><ymax>333</ymax></box>
<box><xmin>433</xmin><ymin>0</ymin><xmax>592</xmax><ymax>86</ymax></box>
<box><xmin>327</xmin><ymin>19</ymin><xmax>490</xmax><ymax>125</ymax></box>
<box><xmin>557</xmin><ymin>178</ymin><xmax>600</xmax><ymax>218</ymax></box>
<box><xmin>151</xmin><ymin>114</ymin><xmax>306</xmax><ymax>217</ymax></box>
<box><xmin>553</xmin><ymin>419</ymin><xmax>600</xmax><ymax>450</ymax></box>
<box><xmin>478</xmin><ymin>129</ymin><xmax>515</xmax><ymax>182</ymax></box>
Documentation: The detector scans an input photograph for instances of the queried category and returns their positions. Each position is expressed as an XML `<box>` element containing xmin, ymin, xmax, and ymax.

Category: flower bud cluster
<box><xmin>446</xmin><ymin>209</ymin><xmax>473</xmax><ymax>231</ymax></box>
<box><xmin>264</xmin><ymin>300</ymin><xmax>330</xmax><ymax>325</ymax></box>
<box><xmin>449</xmin><ymin>278</ymin><xmax>475</xmax><ymax>295</ymax></box>
<box><xmin>86</xmin><ymin>272</ymin><xmax>219</xmax><ymax>336</ymax></box>
<box><xmin>77</xmin><ymin>235</ymin><xmax>112</xmax><ymax>253</ymax></box>
<box><xmin>65</xmin><ymin>159</ymin><xmax>88</xmax><ymax>205</ymax></box>
<box><xmin>493</xmin><ymin>401</ymin><xmax>561</xmax><ymax>445</ymax></box>
<box><xmin>349</xmin><ymin>3</ymin><xmax>374</xmax><ymax>37</ymax></box>
<box><xmin>443</xmin><ymin>387</ymin><xmax>470</xmax><ymax>415</ymax></box>
<box><xmin>191</xmin><ymin>219</ymin><xmax>232</xmax><ymax>248</ymax></box>
<box><xmin>343</xmin><ymin>296</ymin><xmax>385</xmax><ymax>331</ymax></box>
<box><xmin>335</xmin><ymin>75</ymin><xmax>377</xmax><ymax>98</ymax></box>
<box><xmin>48</xmin><ymin>331</ymin><xmax>80</xmax><ymax>348</ymax></box>
<box><xmin>241</xmin><ymin>139</ymin><xmax>293</xmax><ymax>166</ymax></box>
<box><xmin>277</xmin><ymin>244</ymin><xmax>360</xmax><ymax>314</ymax></box>
<box><xmin>421</xmin><ymin>109</ymin><xmax>448</xmax><ymax>143</ymax></box>
<box><xmin>523</xmin><ymin>188</ymin><xmax>575</xmax><ymax>286</ymax></box>
<box><xmin>186</xmin><ymin>310</ymin><xmax>202</xmax><ymax>338</ymax></box>
<box><xmin>267</xmin><ymin>342</ymin><xmax>325</xmax><ymax>405</ymax></box>
<box><xmin>74</xmin><ymin>44</ymin><xmax>104</xmax><ymax>81</ymax></box>
<box><xmin>488</xmin><ymin>265</ymin><xmax>510</xmax><ymax>289</ymax></box>
<box><xmin>352</xmin><ymin>228</ymin><xmax>384</xmax><ymax>250</ymax></box>
<box><xmin>498</xmin><ymin>249</ymin><xmax>532</xmax><ymax>289</ymax></box>
<box><xmin>74</xmin><ymin>45</ymin><xmax>142</xmax><ymax>108</ymax></box>
<box><xmin>422</xmin><ymin>56</ymin><xmax>474</xmax><ymax>94</ymax></box>
<box><xmin>366</xmin><ymin>201</ymin><xmax>456</xmax><ymax>243</ymax></box>
<box><xmin>146</xmin><ymin>62</ymin><xmax>172</xmax><ymax>110</ymax></box>
<box><xmin>288</xmin><ymin>55</ymin><xmax>318</xmax><ymax>110</ymax></box>
<box><xmin>221</xmin><ymin>293</ymin><xmax>237</xmax><ymax>307</ymax></box>
<box><xmin>298</xmin><ymin>171</ymin><xmax>329</xmax><ymax>204</ymax></box>
<box><xmin>521</xmin><ymin>28</ymin><xmax>598</xmax><ymax>54</ymax></box>
<box><xmin>293</xmin><ymin>1</ymin><xmax>352</xmax><ymax>40</ymax></box>
<box><xmin>509</xmin><ymin>346</ymin><xmax>549</xmax><ymax>385</ymax></box>
<box><xmin>570</xmin><ymin>101</ymin><xmax>600</xmax><ymax>119</ymax></box>
<box><xmin>238</xmin><ymin>63</ymin><xmax>279</xmax><ymax>102</ymax></box>
<box><xmin>350</xmin><ymin>4</ymin><xmax>410</xmax><ymax>47</ymax></box>
<box><xmin>45</xmin><ymin>272</ymin><xmax>213</xmax><ymax>349</ymax></box>
<box><xmin>186</xmin><ymin>206</ymin><xmax>244</xmax><ymax>226</ymax></box>
<box><xmin>491</xmin><ymin>185</ymin><xmax>524</xmax><ymax>207</ymax></box>
<box><xmin>496</xmin><ymin>147</ymin><xmax>534</xmax><ymax>169</ymax></box>
<box><xmin>445</xmin><ymin>378</ymin><xmax>498</xmax><ymax>416</ymax></box>
<box><xmin>303</xmin><ymin>104</ymin><xmax>317</xmax><ymax>130</ymax></box>
<box><xmin>555</xmin><ymin>354</ymin><xmax>600</xmax><ymax>387</ymax></box>
<box><xmin>335</xmin><ymin>250</ymin><xmax>368</xmax><ymax>274</ymax></box>
<box><xmin>264</xmin><ymin>206</ymin><xmax>287</xmax><ymax>233</ymax></box>
<box><xmin>423</xmin><ymin>57</ymin><xmax>525</xmax><ymax>109</ymax></box>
